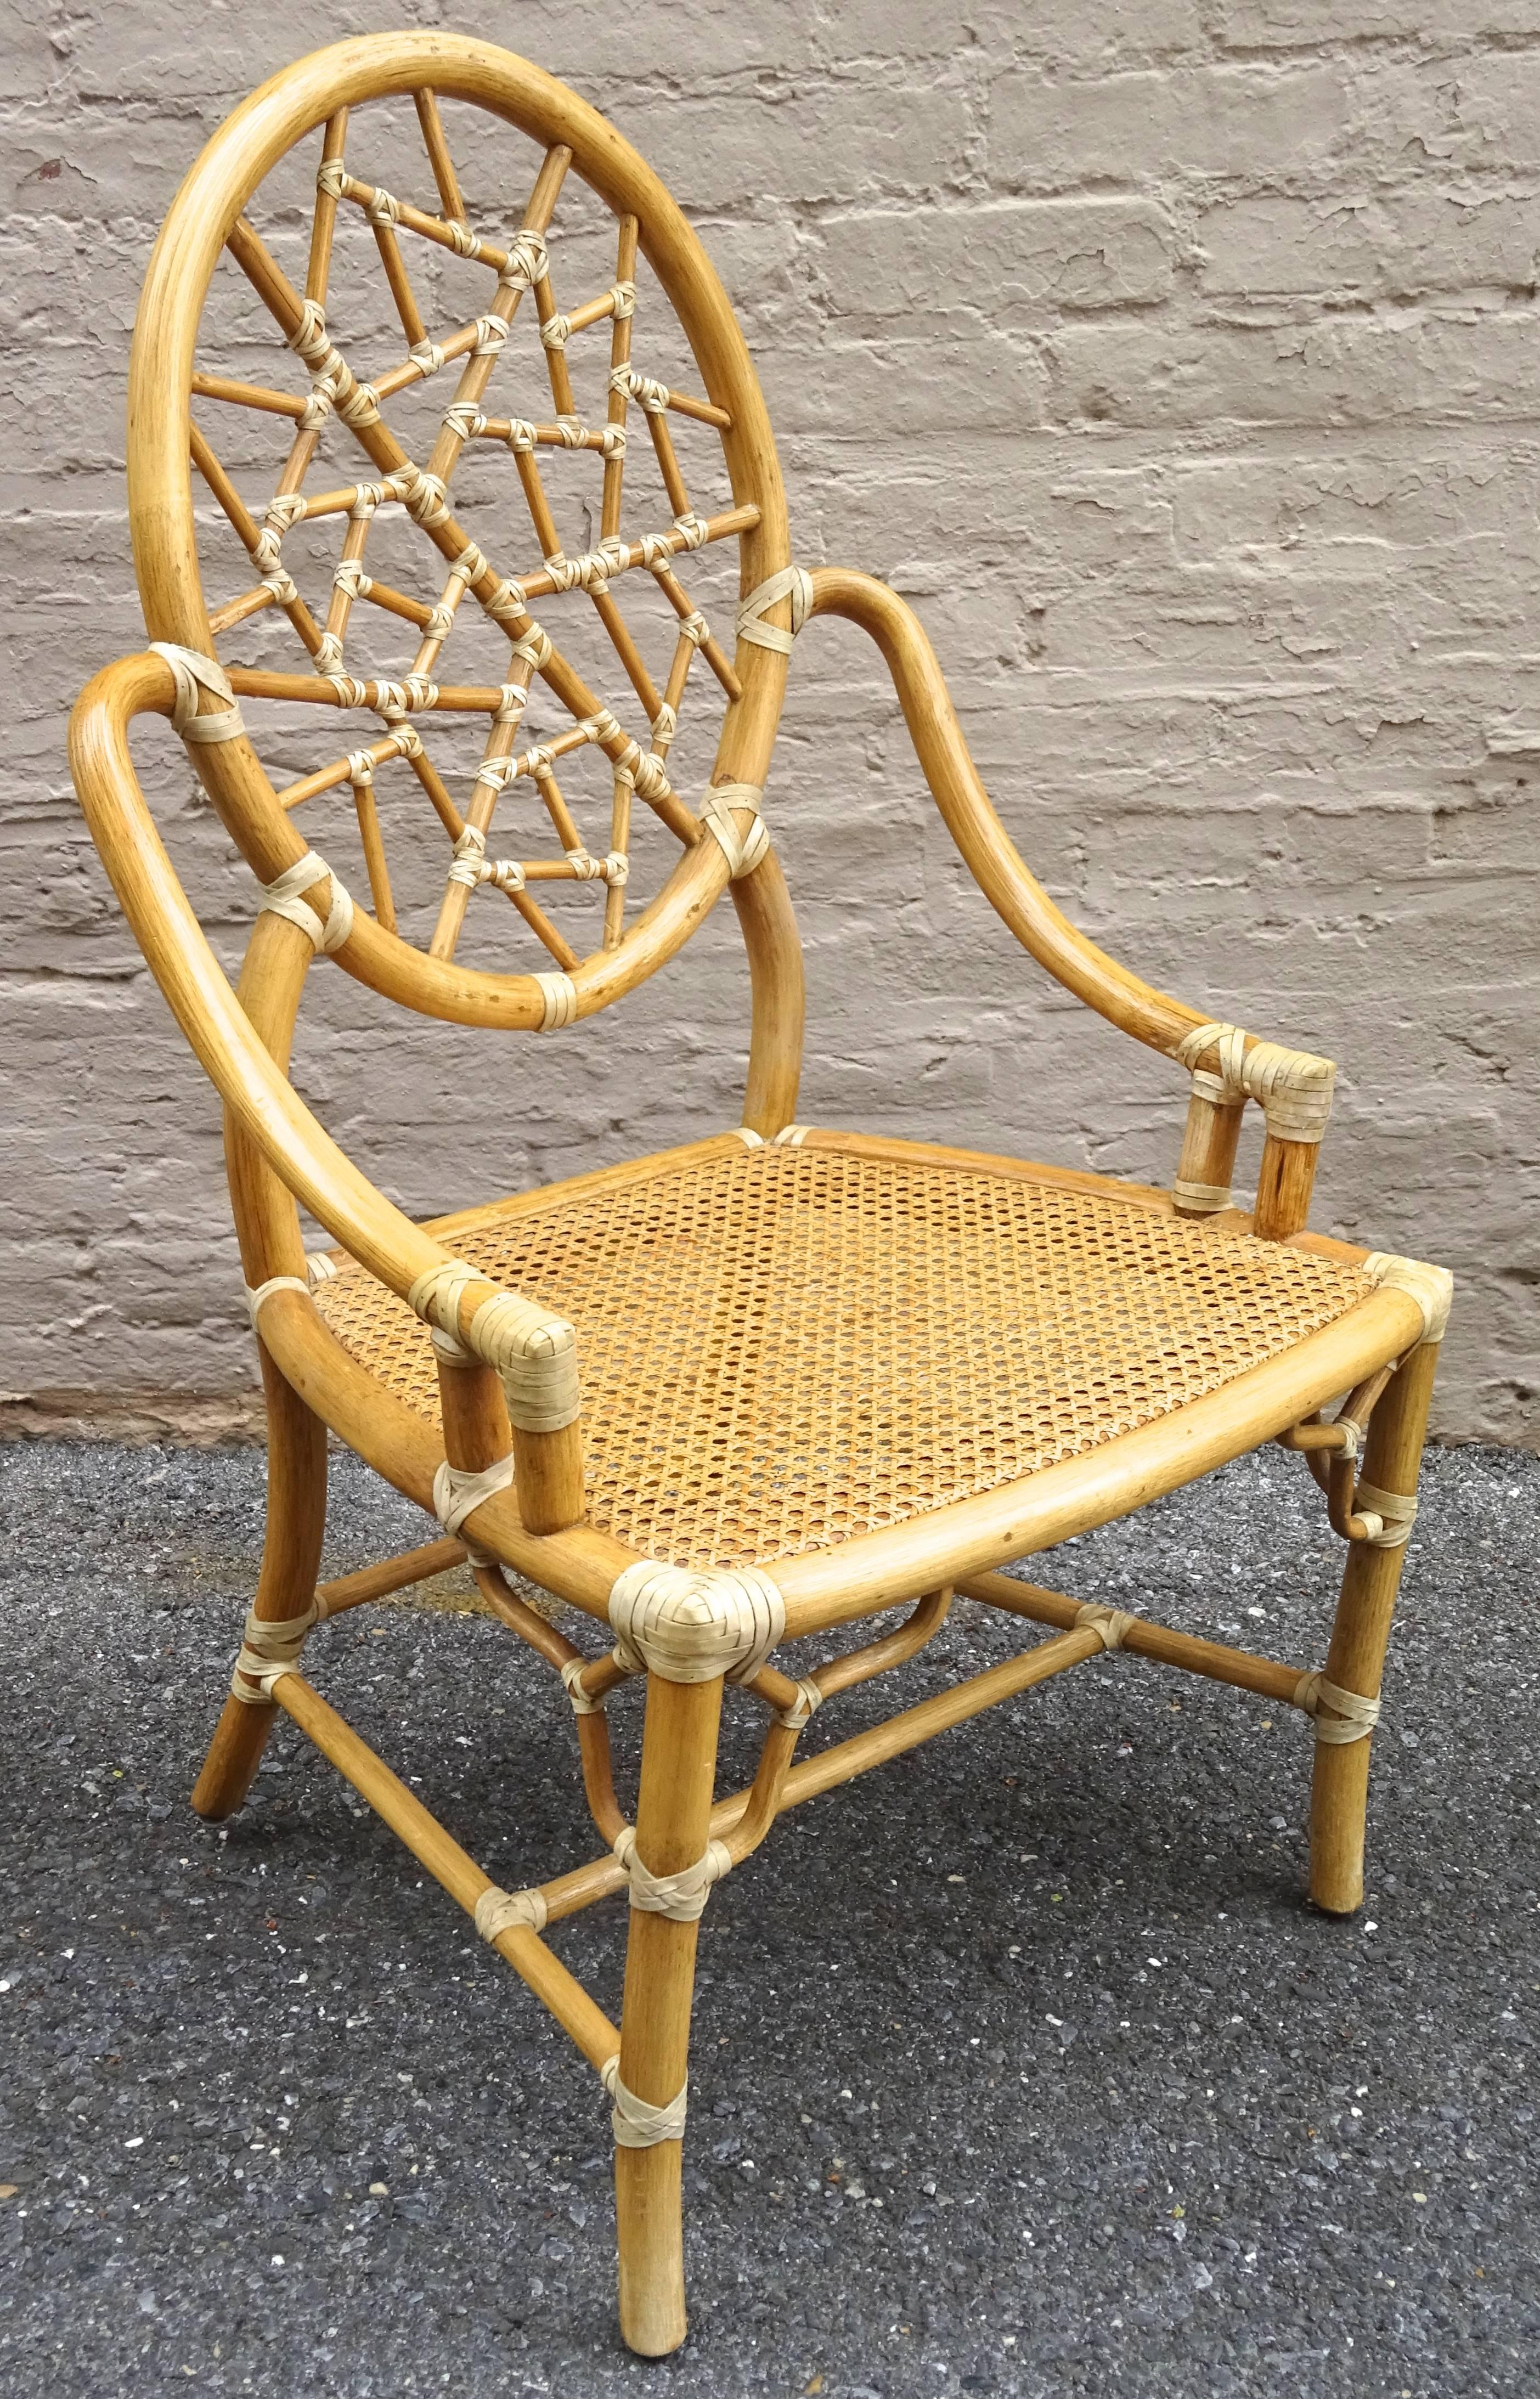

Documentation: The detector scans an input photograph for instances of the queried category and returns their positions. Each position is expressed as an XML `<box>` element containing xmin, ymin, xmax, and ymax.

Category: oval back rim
<box><xmin>127</xmin><ymin>29</ymin><xmax>793</xmax><ymax>1032</ymax></box>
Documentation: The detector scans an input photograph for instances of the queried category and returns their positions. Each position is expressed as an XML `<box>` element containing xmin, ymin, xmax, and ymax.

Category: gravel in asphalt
<box><xmin>2</xmin><ymin>1436</ymin><xmax>1537</xmax><ymax>2397</ymax></box>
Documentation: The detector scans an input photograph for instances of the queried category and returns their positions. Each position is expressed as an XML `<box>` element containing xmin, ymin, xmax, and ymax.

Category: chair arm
<box><xmin>68</xmin><ymin>651</ymin><xmax>583</xmax><ymax>1521</ymax></box>
<box><xmin>804</xmin><ymin>569</ymin><xmax>1335</xmax><ymax>1235</ymax></box>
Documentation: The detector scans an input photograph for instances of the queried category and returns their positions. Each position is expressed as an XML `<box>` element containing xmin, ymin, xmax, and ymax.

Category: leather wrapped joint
<box><xmin>1175</xmin><ymin>1020</ymin><xmax>1336</xmax><ymax>1147</ymax></box>
<box><xmin>408</xmin><ymin>1256</ymin><xmax>581</xmax><ymax>1432</ymax></box>
<box><xmin>608</xmin><ymin>1561</ymin><xmax>786</xmax><ymax>1684</ymax></box>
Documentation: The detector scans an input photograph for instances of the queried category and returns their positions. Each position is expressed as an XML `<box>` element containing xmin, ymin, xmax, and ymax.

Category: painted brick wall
<box><xmin>4</xmin><ymin>3</ymin><xmax>1538</xmax><ymax>1442</ymax></box>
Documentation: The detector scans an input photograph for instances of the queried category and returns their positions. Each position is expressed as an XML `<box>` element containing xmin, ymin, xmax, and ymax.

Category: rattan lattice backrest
<box><xmin>131</xmin><ymin>33</ymin><xmax>794</xmax><ymax>1033</ymax></box>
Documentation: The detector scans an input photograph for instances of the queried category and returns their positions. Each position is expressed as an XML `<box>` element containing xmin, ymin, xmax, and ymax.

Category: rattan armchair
<box><xmin>69</xmin><ymin>33</ymin><xmax>1452</xmax><ymax>2356</ymax></box>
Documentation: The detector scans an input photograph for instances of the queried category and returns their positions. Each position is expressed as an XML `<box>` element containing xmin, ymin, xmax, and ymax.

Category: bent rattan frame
<box><xmin>67</xmin><ymin>31</ymin><xmax>1452</xmax><ymax>2360</ymax></box>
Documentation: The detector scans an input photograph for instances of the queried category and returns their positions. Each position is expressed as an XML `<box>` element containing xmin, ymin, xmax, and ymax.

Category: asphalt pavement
<box><xmin>2</xmin><ymin>1435</ymin><xmax>1536</xmax><ymax>2397</ymax></box>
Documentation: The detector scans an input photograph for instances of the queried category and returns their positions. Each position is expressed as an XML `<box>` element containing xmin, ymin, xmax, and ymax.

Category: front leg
<box><xmin>613</xmin><ymin>1672</ymin><xmax>724</xmax><ymax>2356</ymax></box>
<box><xmin>191</xmin><ymin>1344</ymin><xmax>326</xmax><ymax>1819</ymax></box>
<box><xmin>1308</xmin><ymin>1333</ymin><xmax>1440</xmax><ymax>1914</ymax></box>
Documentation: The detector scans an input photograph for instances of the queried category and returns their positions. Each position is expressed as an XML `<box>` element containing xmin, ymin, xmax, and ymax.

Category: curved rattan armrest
<box><xmin>68</xmin><ymin>652</ymin><xmax>583</xmax><ymax>1505</ymax></box>
<box><xmin>803</xmin><ymin>569</ymin><xmax>1333</xmax><ymax>1098</ymax></box>
<box><xmin>804</xmin><ymin>568</ymin><xmax>1335</xmax><ymax>1237</ymax></box>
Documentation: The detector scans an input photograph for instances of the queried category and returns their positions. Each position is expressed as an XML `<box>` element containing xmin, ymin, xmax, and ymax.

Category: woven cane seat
<box><xmin>312</xmin><ymin>1139</ymin><xmax>1377</xmax><ymax>1571</ymax></box>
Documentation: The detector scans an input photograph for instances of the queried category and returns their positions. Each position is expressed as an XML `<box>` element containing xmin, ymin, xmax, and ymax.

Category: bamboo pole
<box><xmin>273</xmin><ymin>1672</ymin><xmax>619</xmax><ymax>2071</ymax></box>
<box><xmin>317</xmin><ymin>1536</ymin><xmax>466</xmax><ymax>1617</ymax></box>
<box><xmin>1255</xmin><ymin>1134</ymin><xmax>1321</xmax><ymax>1244</ymax></box>
<box><xmin>413</xmin><ymin>89</ymin><xmax>466</xmax><ymax>225</ymax></box>
<box><xmin>1309</xmin><ymin>1336</ymin><xmax>1440</xmax><ymax>1914</ymax></box>
<box><xmin>615</xmin><ymin>1675</ymin><xmax>723</xmax><ymax>2356</ymax></box>
<box><xmin>469</xmin><ymin>1564</ymin><xmax>628</xmax><ymax>1846</ymax></box>
<box><xmin>194</xmin><ymin>916</ymin><xmax>327</xmax><ymax>1819</ymax></box>
<box><xmin>958</xmin><ymin>1571</ymin><xmax>1309</xmax><ymax>1707</ymax></box>
<box><xmin>537</xmin><ymin>1622</ymin><xmax>1105</xmax><ymax>1926</ymax></box>
<box><xmin>1172</xmin><ymin>1091</ymin><xmax>1245</xmax><ymax>1222</ymax></box>
<box><xmin>190</xmin><ymin>1344</ymin><xmax>328</xmax><ymax>1819</ymax></box>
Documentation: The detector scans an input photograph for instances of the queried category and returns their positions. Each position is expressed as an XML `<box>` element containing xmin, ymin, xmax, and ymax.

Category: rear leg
<box><xmin>191</xmin><ymin>1346</ymin><xmax>326</xmax><ymax>1819</ymax></box>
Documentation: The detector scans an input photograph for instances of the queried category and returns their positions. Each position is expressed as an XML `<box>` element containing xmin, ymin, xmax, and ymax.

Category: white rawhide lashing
<box><xmin>610</xmin><ymin>365</ymin><xmax>670</xmax><ymax>413</ymax></box>
<box><xmin>561</xmin><ymin>1657</ymin><xmax>605</xmax><ymax>1716</ymax></box>
<box><xmin>258</xmin><ymin>851</ymin><xmax>354</xmax><ymax>955</ymax></box>
<box><xmin>540</xmin><ymin>535</ymin><xmax>633</xmax><ymax>595</ymax></box>
<box><xmin>242</xmin><ymin>1274</ymin><xmax>310</xmax><ymax>1320</ymax></box>
<box><xmin>447</xmin><ymin>825</ymin><xmax>526</xmax><ymax>895</ymax></box>
<box><xmin>228</xmin><ymin>1595</ymin><xmax>326</xmax><ymax>1704</ymax></box>
<box><xmin>251</xmin><ymin>490</ymin><xmax>306</xmax><ymax>575</ymax></box>
<box><xmin>149</xmin><ymin>643</ymin><xmax>246</xmax><ymax>746</ymax></box>
<box><xmin>777</xmin><ymin>1677</ymin><xmax>824</xmax><ymax>1731</ymax></box>
<box><xmin>736</xmin><ymin>566</ymin><xmax>813</xmax><ymax>656</ymax></box>
<box><xmin>474</xmin><ymin>1883</ymin><xmax>548</xmax><ymax>1941</ymax></box>
<box><xmin>286</xmin><ymin>296</ymin><xmax>341</xmax><ymax>377</ymax></box>
<box><xmin>701</xmin><ymin>782</ymin><xmax>770</xmax><ymax>879</ymax></box>
<box><xmin>408</xmin><ymin>1258</ymin><xmax>482</xmax><ymax>1365</ymax></box>
<box><xmin>612</xmin><ymin>740</ymin><xmax>673</xmax><ymax>810</ymax></box>
<box><xmin>1294</xmin><ymin>1671</ymin><xmax>1382</xmax><ymax>1746</ymax></box>
<box><xmin>1174</xmin><ymin>1020</ymin><xmax>1335</xmax><ymax>1147</ymax></box>
<box><xmin>612</xmin><ymin>1826</ymin><xmax>733</xmax><ymax>1921</ymax></box>
<box><xmin>602</xmin><ymin>2057</ymin><xmax>687</xmax><ymax>2150</ymax></box>
<box><xmin>1362</xmin><ymin>1254</ymin><xmax>1454</xmax><ymax>1347</ymax></box>
<box><xmin>608</xmin><ymin>1562</ymin><xmax>786</xmax><ymax>1686</ymax></box>
<box><xmin>499</xmin><ymin>227</ymin><xmax>549</xmax><ymax>293</ymax></box>
<box><xmin>1171</xmin><ymin>1176</ymin><xmax>1234</xmax><ymax>1215</ymax></box>
<box><xmin>1348</xmin><ymin>1480</ymin><xmax>1419</xmax><ymax>1549</ymax></box>
<box><xmin>432</xmin><ymin>1453</ymin><xmax>516</xmax><ymax>1564</ymax></box>
<box><xmin>535</xmin><ymin>972</ymin><xmax>579</xmax><ymax>1031</ymax></box>
<box><xmin>448</xmin><ymin>826</ymin><xmax>484</xmax><ymax>885</ymax></box>
<box><xmin>1074</xmin><ymin>1602</ymin><xmax>1138</xmax><ymax>1652</ymax></box>
<box><xmin>284</xmin><ymin>298</ymin><xmax>380</xmax><ymax>430</ymax></box>
<box><xmin>407</xmin><ymin>1258</ymin><xmax>580</xmax><ymax>1435</ymax></box>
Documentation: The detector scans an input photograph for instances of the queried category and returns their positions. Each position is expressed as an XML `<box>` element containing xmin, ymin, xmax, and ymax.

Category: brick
<box><xmin>820</xmin><ymin>199</ymin><xmax>1175</xmax><ymax>320</ymax></box>
<box><xmin>1349</xmin><ymin>57</ymin><xmax>1540</xmax><ymax>173</ymax></box>
<box><xmin>1199</xmin><ymin>191</ymin><xmax>1540</xmax><ymax>300</ymax></box>
<box><xmin>991</xmin><ymin>64</ymin><xmax>1351</xmax><ymax>185</ymax></box>
<box><xmin>821</xmin><ymin>0</ymin><xmax>1204</xmax><ymax>64</ymax></box>
<box><xmin>641</xmin><ymin>86</ymin><xmax>972</xmax><ymax>208</ymax></box>
<box><xmin>1044</xmin><ymin>306</ymin><xmax>1540</xmax><ymax>428</ymax></box>
<box><xmin>1217</xmin><ymin>0</ymin><xmax>1540</xmax><ymax>44</ymax></box>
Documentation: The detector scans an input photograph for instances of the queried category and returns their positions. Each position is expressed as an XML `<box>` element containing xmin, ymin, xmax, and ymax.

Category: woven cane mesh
<box><xmin>312</xmin><ymin>1144</ymin><xmax>1377</xmax><ymax>1571</ymax></box>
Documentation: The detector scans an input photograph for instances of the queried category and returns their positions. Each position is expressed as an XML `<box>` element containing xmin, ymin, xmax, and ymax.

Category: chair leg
<box><xmin>191</xmin><ymin>1348</ymin><xmax>328</xmax><ymax>1821</ymax></box>
<box><xmin>614</xmin><ymin>1672</ymin><xmax>724</xmax><ymax>2357</ymax></box>
<box><xmin>1308</xmin><ymin>1335</ymin><xmax>1440</xmax><ymax>1915</ymax></box>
